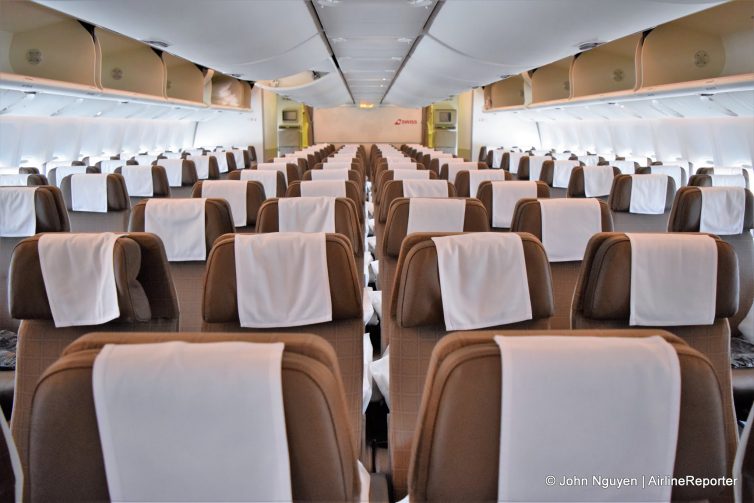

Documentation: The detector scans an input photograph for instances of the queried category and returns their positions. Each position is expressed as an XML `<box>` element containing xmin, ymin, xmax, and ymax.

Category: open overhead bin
<box><xmin>531</xmin><ymin>57</ymin><xmax>573</xmax><ymax>104</ymax></box>
<box><xmin>571</xmin><ymin>33</ymin><xmax>642</xmax><ymax>97</ymax></box>
<box><xmin>163</xmin><ymin>52</ymin><xmax>204</xmax><ymax>104</ymax></box>
<box><xmin>209</xmin><ymin>72</ymin><xmax>252</xmax><ymax>109</ymax></box>
<box><xmin>641</xmin><ymin>0</ymin><xmax>754</xmax><ymax>88</ymax></box>
<box><xmin>95</xmin><ymin>27</ymin><xmax>166</xmax><ymax>99</ymax></box>
<box><xmin>0</xmin><ymin>1</ymin><xmax>98</xmax><ymax>89</ymax></box>
<box><xmin>485</xmin><ymin>75</ymin><xmax>526</xmax><ymax>109</ymax></box>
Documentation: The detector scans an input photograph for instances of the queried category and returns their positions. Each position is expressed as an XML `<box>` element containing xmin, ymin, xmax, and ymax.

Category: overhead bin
<box><xmin>163</xmin><ymin>53</ymin><xmax>204</xmax><ymax>104</ymax></box>
<box><xmin>641</xmin><ymin>0</ymin><xmax>754</xmax><ymax>88</ymax></box>
<box><xmin>485</xmin><ymin>76</ymin><xmax>526</xmax><ymax>109</ymax></box>
<box><xmin>531</xmin><ymin>57</ymin><xmax>573</xmax><ymax>104</ymax></box>
<box><xmin>257</xmin><ymin>71</ymin><xmax>351</xmax><ymax>109</ymax></box>
<box><xmin>210</xmin><ymin>72</ymin><xmax>251</xmax><ymax>109</ymax></box>
<box><xmin>571</xmin><ymin>34</ymin><xmax>642</xmax><ymax>97</ymax></box>
<box><xmin>0</xmin><ymin>1</ymin><xmax>98</xmax><ymax>89</ymax></box>
<box><xmin>95</xmin><ymin>27</ymin><xmax>166</xmax><ymax>98</ymax></box>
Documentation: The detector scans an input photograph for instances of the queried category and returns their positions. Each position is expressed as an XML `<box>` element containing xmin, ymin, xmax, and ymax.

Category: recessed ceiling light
<box><xmin>397</xmin><ymin>37</ymin><xmax>413</xmax><ymax>44</ymax></box>
<box><xmin>331</xmin><ymin>37</ymin><xmax>347</xmax><ymax>44</ymax></box>
<box><xmin>391</xmin><ymin>56</ymin><xmax>402</xmax><ymax>61</ymax></box>
<box><xmin>317</xmin><ymin>0</ymin><xmax>341</xmax><ymax>7</ymax></box>
<box><xmin>407</xmin><ymin>0</ymin><xmax>433</xmax><ymax>7</ymax></box>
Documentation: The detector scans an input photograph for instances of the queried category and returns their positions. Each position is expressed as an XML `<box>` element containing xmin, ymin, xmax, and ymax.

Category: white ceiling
<box><xmin>33</xmin><ymin>0</ymin><xmax>728</xmax><ymax>109</ymax></box>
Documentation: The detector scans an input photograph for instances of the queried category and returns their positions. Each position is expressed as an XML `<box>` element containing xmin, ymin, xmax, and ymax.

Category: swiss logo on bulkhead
<box><xmin>394</xmin><ymin>118</ymin><xmax>418</xmax><ymax>126</ymax></box>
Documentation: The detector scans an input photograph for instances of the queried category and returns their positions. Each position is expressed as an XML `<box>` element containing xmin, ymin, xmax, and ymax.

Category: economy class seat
<box><xmin>565</xmin><ymin>165</ymin><xmax>620</xmax><ymax>199</ymax></box>
<box><xmin>608</xmin><ymin>174</ymin><xmax>676</xmax><ymax>232</ymax></box>
<box><xmin>438</xmin><ymin>161</ymin><xmax>486</xmax><ymax>184</ymax></box>
<box><xmin>571</xmin><ymin>232</ymin><xmax>739</xmax><ymax>469</ymax></box>
<box><xmin>667</xmin><ymin>186</ymin><xmax>754</xmax><ymax>418</ymax></box>
<box><xmin>192</xmin><ymin>180</ymin><xmax>267</xmax><ymax>233</ymax></box>
<box><xmin>379</xmin><ymin>197</ymin><xmax>488</xmax><ymax>353</ymax></box>
<box><xmin>186</xmin><ymin>154</ymin><xmax>221</xmax><ymax>182</ymax></box>
<box><xmin>476</xmin><ymin>180</ymin><xmax>550</xmax><ymax>231</ymax></box>
<box><xmin>303</xmin><ymin>168</ymin><xmax>363</xmax><ymax>189</ymax></box>
<box><xmin>27</xmin><ymin>332</ymin><xmax>386</xmax><ymax>502</ymax></box>
<box><xmin>408</xmin><ymin>330</ymin><xmax>730</xmax><ymax>503</ymax></box>
<box><xmin>8</xmin><ymin>232</ymin><xmax>180</xmax><ymax>479</ymax></box>
<box><xmin>114</xmin><ymin>165</ymin><xmax>171</xmax><ymax>203</ymax></box>
<box><xmin>129</xmin><ymin>198</ymin><xmax>234</xmax><ymax>331</ymax></box>
<box><xmin>254</xmin><ymin>162</ymin><xmax>301</xmax><ymax>188</ymax></box>
<box><xmin>453</xmin><ymin>168</ymin><xmax>511</xmax><ymax>198</ymax></box>
<box><xmin>0</xmin><ymin>173</ymin><xmax>49</xmax><ymax>187</ymax></box>
<box><xmin>47</xmin><ymin>165</ymin><xmax>98</xmax><ymax>187</ymax></box>
<box><xmin>0</xmin><ymin>186</ymin><xmax>69</xmax><ymax>419</ymax></box>
<box><xmin>514</xmin><ymin>155</ymin><xmax>553</xmax><ymax>185</ymax></box>
<box><xmin>153</xmin><ymin>158</ymin><xmax>199</xmax><ymax>198</ymax></box>
<box><xmin>511</xmin><ymin>198</ymin><xmax>613</xmax><ymax>328</ymax></box>
<box><xmin>201</xmin><ymin>233</ymin><xmax>366</xmax><ymax>449</ymax></box>
<box><xmin>374</xmin><ymin>169</ymin><xmax>436</xmax><ymax>206</ymax></box>
<box><xmin>375</xmin><ymin>180</ymin><xmax>456</xmax><ymax>261</ymax></box>
<box><xmin>689</xmin><ymin>172</ymin><xmax>750</xmax><ymax>190</ymax></box>
<box><xmin>60</xmin><ymin>173</ymin><xmax>131</xmax><ymax>232</ymax></box>
<box><xmin>388</xmin><ymin>232</ymin><xmax>554</xmax><ymax>497</ymax></box>
<box><xmin>477</xmin><ymin>146</ymin><xmax>488</xmax><ymax>164</ymax></box>
<box><xmin>255</xmin><ymin>197</ymin><xmax>364</xmax><ymax>283</ymax></box>
<box><xmin>286</xmin><ymin>180</ymin><xmax>363</xmax><ymax>222</ymax></box>
<box><xmin>228</xmin><ymin>168</ymin><xmax>287</xmax><ymax>197</ymax></box>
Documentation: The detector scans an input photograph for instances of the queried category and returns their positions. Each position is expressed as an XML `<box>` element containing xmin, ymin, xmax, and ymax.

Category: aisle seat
<box><xmin>608</xmin><ymin>174</ymin><xmax>675</xmax><ymax>232</ymax></box>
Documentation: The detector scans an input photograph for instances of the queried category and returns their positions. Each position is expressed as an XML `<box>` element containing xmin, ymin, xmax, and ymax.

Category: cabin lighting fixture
<box><xmin>359</xmin><ymin>103</ymin><xmax>375</xmax><ymax>109</ymax></box>
<box><xmin>408</xmin><ymin>0</ymin><xmax>433</xmax><ymax>6</ymax></box>
<box><xmin>331</xmin><ymin>37</ymin><xmax>347</xmax><ymax>44</ymax></box>
<box><xmin>397</xmin><ymin>37</ymin><xmax>413</xmax><ymax>44</ymax></box>
<box><xmin>317</xmin><ymin>0</ymin><xmax>341</xmax><ymax>7</ymax></box>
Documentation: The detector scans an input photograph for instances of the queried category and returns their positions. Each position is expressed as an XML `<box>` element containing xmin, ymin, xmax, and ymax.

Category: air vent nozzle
<box><xmin>141</xmin><ymin>39</ymin><xmax>170</xmax><ymax>48</ymax></box>
<box><xmin>578</xmin><ymin>41</ymin><xmax>602</xmax><ymax>51</ymax></box>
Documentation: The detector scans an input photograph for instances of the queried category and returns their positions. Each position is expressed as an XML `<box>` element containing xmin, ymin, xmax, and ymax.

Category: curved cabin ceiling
<box><xmin>35</xmin><ymin>0</ymin><xmax>727</xmax><ymax>108</ymax></box>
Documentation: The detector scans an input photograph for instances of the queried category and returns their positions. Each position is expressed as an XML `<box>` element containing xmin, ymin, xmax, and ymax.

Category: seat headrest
<box><xmin>379</xmin><ymin>180</ymin><xmax>457</xmax><ymax>223</ymax></box>
<box><xmin>60</xmin><ymin>174</ymin><xmax>130</xmax><ymax>211</ymax></box>
<box><xmin>49</xmin><ymin>166</ymin><xmax>98</xmax><ymax>186</ymax></box>
<box><xmin>453</xmin><ymin>170</ymin><xmax>512</xmax><ymax>197</ymax></box>
<box><xmin>573</xmin><ymin>232</ymin><xmax>738</xmax><ymax>320</ymax></box>
<box><xmin>129</xmin><ymin>199</ymin><xmax>235</xmax><ymax>254</ymax></box>
<box><xmin>302</xmin><ymin>168</ymin><xmax>363</xmax><ymax>187</ymax></box>
<box><xmin>9</xmin><ymin>233</ymin><xmax>179</xmax><ymax>322</ymax></box>
<box><xmin>255</xmin><ymin>198</ymin><xmax>362</xmax><ymax>254</ymax></box>
<box><xmin>510</xmin><ymin>199</ymin><xmax>613</xmax><ymax>239</ymax></box>
<box><xmin>115</xmin><ymin>166</ymin><xmax>170</xmax><ymax>197</ymax></box>
<box><xmin>285</xmin><ymin>180</ymin><xmax>362</xmax><ymax>207</ymax></box>
<box><xmin>382</xmin><ymin>198</ymin><xmax>490</xmax><ymax>258</ymax></box>
<box><xmin>391</xmin><ymin>232</ymin><xmax>554</xmax><ymax>327</ymax></box>
<box><xmin>227</xmin><ymin>169</ymin><xmax>287</xmax><ymax>197</ymax></box>
<box><xmin>191</xmin><ymin>181</ymin><xmax>266</xmax><ymax>227</ymax></box>
<box><xmin>203</xmin><ymin>233</ymin><xmax>362</xmax><ymax>323</ymax></box>
<box><xmin>689</xmin><ymin>173</ymin><xmax>750</xmax><ymax>189</ymax></box>
<box><xmin>608</xmin><ymin>174</ymin><xmax>676</xmax><ymax>212</ymax></box>
<box><xmin>5</xmin><ymin>186</ymin><xmax>70</xmax><ymax>233</ymax></box>
<box><xmin>668</xmin><ymin>186</ymin><xmax>754</xmax><ymax>232</ymax></box>
<box><xmin>22</xmin><ymin>174</ymin><xmax>49</xmax><ymax>186</ymax></box>
<box><xmin>476</xmin><ymin>181</ymin><xmax>550</xmax><ymax>227</ymax></box>
<box><xmin>30</xmin><ymin>332</ymin><xmax>358</xmax><ymax>502</ymax></box>
<box><xmin>439</xmin><ymin>162</ymin><xmax>487</xmax><ymax>181</ymax></box>
<box><xmin>409</xmin><ymin>330</ymin><xmax>729</xmax><ymax>502</ymax></box>
<box><xmin>566</xmin><ymin>166</ymin><xmax>621</xmax><ymax>197</ymax></box>
<box><xmin>154</xmin><ymin>159</ymin><xmax>197</xmax><ymax>187</ymax></box>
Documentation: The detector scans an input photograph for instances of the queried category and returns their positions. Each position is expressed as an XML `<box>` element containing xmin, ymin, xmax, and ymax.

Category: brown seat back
<box><xmin>0</xmin><ymin>186</ymin><xmax>69</xmax><ymax>331</ymax></box>
<box><xmin>382</xmin><ymin>198</ymin><xmax>488</xmax><ymax>258</ymax></box>
<box><xmin>202</xmin><ymin>233</ymin><xmax>364</xmax><ymax>443</ymax></box>
<box><xmin>60</xmin><ymin>174</ymin><xmax>130</xmax><ymax>212</ymax></box>
<box><xmin>571</xmin><ymin>232</ymin><xmax>739</xmax><ymax>471</ymax></box>
<box><xmin>439</xmin><ymin>162</ymin><xmax>486</xmax><ymax>182</ymax></box>
<box><xmin>114</xmin><ymin>166</ymin><xmax>171</xmax><ymax>198</ymax></box>
<box><xmin>48</xmin><ymin>166</ymin><xmax>98</xmax><ymax>187</ymax></box>
<box><xmin>387</xmin><ymin>232</ymin><xmax>553</xmax><ymax>497</ymax></box>
<box><xmin>29</xmin><ymin>332</ymin><xmax>358</xmax><ymax>502</ymax></box>
<box><xmin>689</xmin><ymin>172</ymin><xmax>751</xmax><ymax>189</ymax></box>
<box><xmin>153</xmin><ymin>159</ymin><xmax>198</xmax><ymax>187</ymax></box>
<box><xmin>566</xmin><ymin>166</ymin><xmax>620</xmax><ymax>197</ymax></box>
<box><xmin>191</xmin><ymin>181</ymin><xmax>266</xmax><ymax>229</ymax></box>
<box><xmin>511</xmin><ymin>199</ymin><xmax>613</xmax><ymax>328</ymax></box>
<box><xmin>476</xmin><ymin>180</ymin><xmax>550</xmax><ymax>229</ymax></box>
<box><xmin>256</xmin><ymin>198</ymin><xmax>363</xmax><ymax>254</ymax></box>
<box><xmin>227</xmin><ymin>169</ymin><xmax>287</xmax><ymax>197</ymax></box>
<box><xmin>374</xmin><ymin>167</ymin><xmax>432</xmax><ymax>203</ymax></box>
<box><xmin>379</xmin><ymin>180</ymin><xmax>456</xmax><ymax>223</ymax></box>
<box><xmin>668</xmin><ymin>187</ymin><xmax>754</xmax><ymax>337</ymax></box>
<box><xmin>607</xmin><ymin>174</ymin><xmax>676</xmax><ymax>232</ymax></box>
<box><xmin>8</xmin><ymin>233</ymin><xmax>179</xmax><ymax>480</ymax></box>
<box><xmin>454</xmin><ymin>169</ymin><xmax>512</xmax><ymax>198</ymax></box>
<box><xmin>409</xmin><ymin>330</ymin><xmax>731</xmax><ymax>502</ymax></box>
<box><xmin>285</xmin><ymin>180</ymin><xmax>363</xmax><ymax>221</ymax></box>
